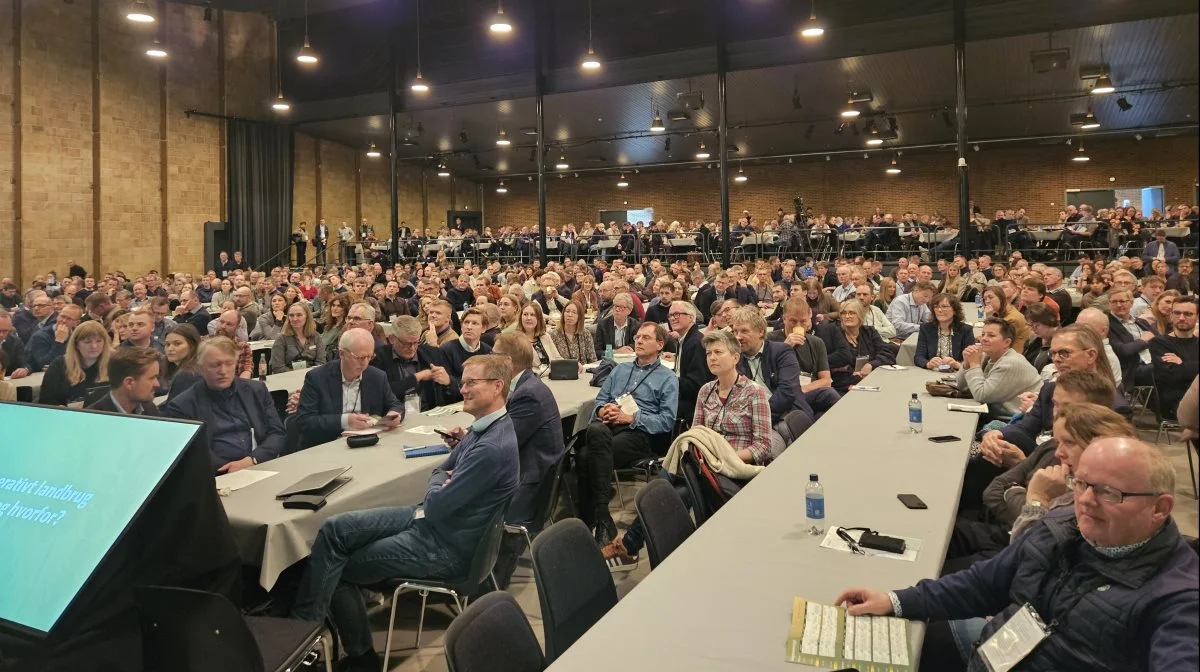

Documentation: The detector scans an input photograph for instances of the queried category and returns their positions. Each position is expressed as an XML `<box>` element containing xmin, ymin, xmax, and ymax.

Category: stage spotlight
<box><xmin>1116</xmin><ymin>96</ymin><xmax>1133</xmax><ymax>111</ymax></box>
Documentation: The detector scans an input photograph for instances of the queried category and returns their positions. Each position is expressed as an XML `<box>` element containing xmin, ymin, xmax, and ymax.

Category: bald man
<box><xmin>1074</xmin><ymin>307</ymin><xmax>1124</xmax><ymax>388</ymax></box>
<box><xmin>293</xmin><ymin>328</ymin><xmax>404</xmax><ymax>450</ymax></box>
<box><xmin>836</xmin><ymin>437</ymin><xmax>1197</xmax><ymax>671</ymax></box>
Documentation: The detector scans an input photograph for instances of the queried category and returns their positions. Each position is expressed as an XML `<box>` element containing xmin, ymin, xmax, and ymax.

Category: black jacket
<box><xmin>293</xmin><ymin>361</ymin><xmax>404</xmax><ymax>449</ymax></box>
<box><xmin>371</xmin><ymin>341</ymin><xmax>445</xmax><ymax>412</ymax></box>
<box><xmin>674</xmin><ymin>325</ymin><xmax>713</xmax><ymax>424</ymax></box>
<box><xmin>1</xmin><ymin>332</ymin><xmax>28</xmax><ymax>373</ymax></box>
<box><xmin>592</xmin><ymin>315</ymin><xmax>641</xmax><ymax>356</ymax></box>
<box><xmin>736</xmin><ymin>339</ymin><xmax>812</xmax><ymax>423</ymax></box>
<box><xmin>87</xmin><ymin>392</ymin><xmax>160</xmax><ymax>416</ymax></box>
<box><xmin>830</xmin><ymin>325</ymin><xmax>897</xmax><ymax>394</ymax></box>
<box><xmin>998</xmin><ymin>381</ymin><xmax>1133</xmax><ymax>455</ymax></box>
<box><xmin>1107</xmin><ymin>313</ymin><xmax>1153</xmax><ymax>389</ymax></box>
<box><xmin>766</xmin><ymin>321</ymin><xmax>854</xmax><ymax>372</ymax></box>
<box><xmin>505</xmin><ymin>369</ymin><xmax>566</xmax><ymax>524</ymax></box>
<box><xmin>161</xmin><ymin>378</ymin><xmax>287</xmax><ymax>472</ymax></box>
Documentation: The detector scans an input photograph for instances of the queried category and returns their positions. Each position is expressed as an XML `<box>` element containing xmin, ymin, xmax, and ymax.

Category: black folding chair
<box><xmin>134</xmin><ymin>585</ymin><xmax>332</xmax><ymax>672</ymax></box>
<box><xmin>635</xmin><ymin>479</ymin><xmax>695</xmax><ymax>569</ymax></box>
<box><xmin>443</xmin><ymin>592</ymin><xmax>545</xmax><ymax>672</ymax></box>
<box><xmin>531</xmin><ymin>519</ymin><xmax>618</xmax><ymax>663</ymax></box>
<box><xmin>378</xmin><ymin>505</ymin><xmax>508</xmax><ymax>666</ymax></box>
<box><xmin>505</xmin><ymin>447</ymin><xmax>573</xmax><ymax>573</ymax></box>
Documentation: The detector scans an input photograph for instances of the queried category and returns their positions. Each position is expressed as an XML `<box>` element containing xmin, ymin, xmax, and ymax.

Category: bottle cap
<box><xmin>912</xmin><ymin>393</ymin><xmax>918</xmax><ymax>399</ymax></box>
<box><xmin>809</xmin><ymin>473</ymin><xmax>818</xmax><ymax>481</ymax></box>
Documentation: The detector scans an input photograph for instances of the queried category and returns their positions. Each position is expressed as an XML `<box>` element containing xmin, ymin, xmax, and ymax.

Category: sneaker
<box><xmin>600</xmin><ymin>539</ymin><xmax>639</xmax><ymax>573</ymax></box>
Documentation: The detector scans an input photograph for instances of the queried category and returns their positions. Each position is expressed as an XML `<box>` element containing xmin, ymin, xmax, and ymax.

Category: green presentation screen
<box><xmin>0</xmin><ymin>403</ymin><xmax>200</xmax><ymax>636</ymax></box>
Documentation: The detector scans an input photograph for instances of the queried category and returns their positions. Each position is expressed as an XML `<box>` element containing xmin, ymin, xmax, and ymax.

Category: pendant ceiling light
<box><xmin>650</xmin><ymin>112</ymin><xmax>666</xmax><ymax>133</ymax></box>
<box><xmin>734</xmin><ymin>166</ymin><xmax>748</xmax><ymax>182</ymax></box>
<box><xmin>580</xmin><ymin>0</ymin><xmax>601</xmax><ymax>71</ymax></box>
<box><xmin>1090</xmin><ymin>73</ymin><xmax>1115</xmax><ymax>95</ymax></box>
<box><xmin>366</xmin><ymin>143</ymin><xmax>381</xmax><ymax>158</ymax></box>
<box><xmin>1080</xmin><ymin>110</ymin><xmax>1100</xmax><ymax>130</ymax></box>
<box><xmin>271</xmin><ymin>18</ymin><xmax>290</xmax><ymax>113</ymax></box>
<box><xmin>886</xmin><ymin>156</ymin><xmax>901</xmax><ymax>174</ymax></box>
<box><xmin>695</xmin><ymin>142</ymin><xmax>711</xmax><ymax>160</ymax></box>
<box><xmin>496</xmin><ymin>180</ymin><xmax>508</xmax><ymax>194</ymax></box>
<box><xmin>1072</xmin><ymin>143</ymin><xmax>1090</xmax><ymax>162</ymax></box>
<box><xmin>437</xmin><ymin>163</ymin><xmax>450</xmax><ymax>177</ymax></box>
<box><xmin>840</xmin><ymin>105</ymin><xmax>860</xmax><ymax>119</ymax></box>
<box><xmin>490</xmin><ymin>0</ymin><xmax>513</xmax><ymax>34</ymax></box>
<box><xmin>496</xmin><ymin>128</ymin><xmax>511</xmax><ymax>146</ymax></box>
<box><xmin>411</xmin><ymin>0</ymin><xmax>431</xmax><ymax>93</ymax></box>
<box><xmin>126</xmin><ymin>0</ymin><xmax>155</xmax><ymax>23</ymax></box>
<box><xmin>555</xmin><ymin>153</ymin><xmax>569</xmax><ymax>170</ymax></box>
<box><xmin>296</xmin><ymin>0</ymin><xmax>319</xmax><ymax>64</ymax></box>
<box><xmin>800</xmin><ymin>0</ymin><xmax>824</xmax><ymax>38</ymax></box>
<box><xmin>145</xmin><ymin>39</ymin><xmax>168</xmax><ymax>59</ymax></box>
<box><xmin>616</xmin><ymin>173</ymin><xmax>629</xmax><ymax>188</ymax></box>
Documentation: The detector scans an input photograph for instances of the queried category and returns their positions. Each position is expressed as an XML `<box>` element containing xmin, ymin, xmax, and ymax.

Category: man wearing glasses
<box><xmin>13</xmin><ymin>289</ymin><xmax>54</xmax><ymax>344</ymax></box>
<box><xmin>292</xmin><ymin>354</ymin><xmax>518</xmax><ymax>672</ymax></box>
<box><xmin>663</xmin><ymin>300</ymin><xmax>712</xmax><ymax>424</ymax></box>
<box><xmin>293</xmin><ymin>328</ymin><xmax>403</xmax><ymax>450</ymax></box>
<box><xmin>837</xmin><ymin>437</ymin><xmax>1198</xmax><ymax>671</ymax></box>
<box><xmin>1150</xmin><ymin>295</ymin><xmax>1198</xmax><ymax>418</ymax></box>
<box><xmin>373</xmin><ymin>315</ymin><xmax>448</xmax><ymax>414</ymax></box>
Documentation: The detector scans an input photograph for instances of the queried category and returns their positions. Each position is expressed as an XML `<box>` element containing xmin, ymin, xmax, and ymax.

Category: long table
<box><xmin>222</xmin><ymin>372</ymin><xmax>599</xmax><ymax>590</ymax></box>
<box><xmin>548</xmin><ymin>366</ymin><xmax>977</xmax><ymax>671</ymax></box>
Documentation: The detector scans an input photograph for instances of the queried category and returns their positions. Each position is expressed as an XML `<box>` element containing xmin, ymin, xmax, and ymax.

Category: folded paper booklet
<box><xmin>785</xmin><ymin>597</ymin><xmax>912</xmax><ymax>671</ymax></box>
<box><xmin>947</xmin><ymin>401</ymin><xmax>988</xmax><ymax>413</ymax></box>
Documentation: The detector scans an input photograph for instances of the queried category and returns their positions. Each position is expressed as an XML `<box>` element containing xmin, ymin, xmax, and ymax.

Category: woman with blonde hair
<box><xmin>107</xmin><ymin>308</ymin><xmax>132</xmax><ymax>347</ymax></box>
<box><xmin>1147</xmin><ymin>289</ymin><xmax>1180</xmax><ymax>336</ymax></box>
<box><xmin>518</xmin><ymin>302</ymin><xmax>561</xmax><ymax>367</ymax></box>
<box><xmin>982</xmin><ymin>286</ymin><xmax>1029</xmax><ymax>353</ymax></box>
<box><xmin>498</xmin><ymin>292</ymin><xmax>526</xmax><ymax>332</ymax></box>
<box><xmin>551</xmin><ymin>299</ymin><xmax>598</xmax><ymax>364</ymax></box>
<box><xmin>875</xmin><ymin>277</ymin><xmax>898</xmax><ymax>311</ymax></box>
<box><xmin>38</xmin><ymin>320</ymin><xmax>111</xmax><ymax>406</ymax></box>
<box><xmin>271</xmin><ymin>301</ymin><xmax>327</xmax><ymax>373</ymax></box>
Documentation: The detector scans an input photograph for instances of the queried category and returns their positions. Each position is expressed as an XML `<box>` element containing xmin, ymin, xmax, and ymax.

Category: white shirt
<box><xmin>339</xmin><ymin>374</ymin><xmax>363</xmax><ymax>429</ymax></box>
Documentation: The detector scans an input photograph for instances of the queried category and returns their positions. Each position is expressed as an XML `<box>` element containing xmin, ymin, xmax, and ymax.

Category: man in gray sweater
<box><xmin>291</xmin><ymin>354</ymin><xmax>519</xmax><ymax>672</ymax></box>
<box><xmin>956</xmin><ymin>317</ymin><xmax>1042</xmax><ymax>417</ymax></box>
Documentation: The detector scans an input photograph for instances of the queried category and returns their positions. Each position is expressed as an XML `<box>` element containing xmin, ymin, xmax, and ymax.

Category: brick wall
<box><xmin>0</xmin><ymin>1</ymin><xmax>274</xmax><ymax>286</ymax></box>
<box><xmin>484</xmin><ymin>136</ymin><xmax>1199</xmax><ymax>230</ymax></box>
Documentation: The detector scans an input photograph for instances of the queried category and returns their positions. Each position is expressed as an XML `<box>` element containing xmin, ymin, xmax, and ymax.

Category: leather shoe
<box><xmin>593</xmin><ymin>515</ymin><xmax>617</xmax><ymax>546</ymax></box>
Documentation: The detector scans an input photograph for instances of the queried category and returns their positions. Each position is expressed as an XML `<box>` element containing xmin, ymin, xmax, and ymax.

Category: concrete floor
<box><xmin>377</xmin><ymin>418</ymin><xmax>1199</xmax><ymax>671</ymax></box>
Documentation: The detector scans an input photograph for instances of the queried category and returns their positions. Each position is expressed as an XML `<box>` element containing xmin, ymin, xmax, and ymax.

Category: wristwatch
<box><xmin>250</xmin><ymin>456</ymin><xmax>259</xmax><ymax>465</ymax></box>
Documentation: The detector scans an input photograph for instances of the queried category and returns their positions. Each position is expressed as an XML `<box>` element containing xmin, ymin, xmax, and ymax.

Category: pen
<box><xmin>836</xmin><ymin>527</ymin><xmax>866</xmax><ymax>555</ymax></box>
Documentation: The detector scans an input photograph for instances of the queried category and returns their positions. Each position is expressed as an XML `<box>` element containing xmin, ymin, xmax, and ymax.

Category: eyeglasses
<box><xmin>460</xmin><ymin>378</ymin><xmax>500</xmax><ymax>388</ymax></box>
<box><xmin>1171</xmin><ymin>310</ymin><xmax>1197</xmax><ymax>318</ymax></box>
<box><xmin>345</xmin><ymin>315</ymin><xmax>371</xmax><ymax>323</ymax></box>
<box><xmin>668</xmin><ymin>312</ymin><xmax>688</xmax><ymax>318</ymax></box>
<box><xmin>339</xmin><ymin>350</ymin><xmax>373</xmax><ymax>363</ymax></box>
<box><xmin>1068</xmin><ymin>476</ymin><xmax>1158</xmax><ymax>505</ymax></box>
<box><xmin>1048</xmin><ymin>348</ymin><xmax>1078</xmax><ymax>360</ymax></box>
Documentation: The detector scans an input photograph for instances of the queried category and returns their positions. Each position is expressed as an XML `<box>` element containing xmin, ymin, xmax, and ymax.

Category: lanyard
<box><xmin>620</xmin><ymin>361</ymin><xmax>662</xmax><ymax>398</ymax></box>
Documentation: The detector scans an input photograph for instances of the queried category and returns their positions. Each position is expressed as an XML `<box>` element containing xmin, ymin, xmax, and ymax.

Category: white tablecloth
<box><xmin>548</xmin><ymin>366</ymin><xmax>979</xmax><ymax>671</ymax></box>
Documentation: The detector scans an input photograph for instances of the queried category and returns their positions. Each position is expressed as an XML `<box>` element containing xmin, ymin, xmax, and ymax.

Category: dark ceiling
<box><xmin>174</xmin><ymin>0</ymin><xmax>1200</xmax><ymax>178</ymax></box>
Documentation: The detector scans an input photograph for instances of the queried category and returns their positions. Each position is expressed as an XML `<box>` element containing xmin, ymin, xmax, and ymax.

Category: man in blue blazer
<box><xmin>294</xmin><ymin>328</ymin><xmax>404</xmax><ymax>450</ymax></box>
<box><xmin>730</xmin><ymin>306</ymin><xmax>814</xmax><ymax>457</ymax></box>
<box><xmin>162</xmin><ymin>336</ymin><xmax>287</xmax><ymax>473</ymax></box>
<box><xmin>491</xmin><ymin>333</ymin><xmax>565</xmax><ymax>588</ymax></box>
<box><xmin>1141</xmin><ymin>228</ymin><xmax>1180</xmax><ymax>272</ymax></box>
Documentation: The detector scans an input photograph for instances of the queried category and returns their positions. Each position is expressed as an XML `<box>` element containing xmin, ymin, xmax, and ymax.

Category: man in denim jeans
<box><xmin>291</xmin><ymin>354</ymin><xmax>519</xmax><ymax>672</ymax></box>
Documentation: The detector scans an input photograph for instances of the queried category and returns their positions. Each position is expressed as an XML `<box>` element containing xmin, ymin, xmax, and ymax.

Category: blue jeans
<box><xmin>291</xmin><ymin>505</ymin><xmax>464</xmax><ymax>656</ymax></box>
<box><xmin>949</xmin><ymin>617</ymin><xmax>988</xmax><ymax>663</ymax></box>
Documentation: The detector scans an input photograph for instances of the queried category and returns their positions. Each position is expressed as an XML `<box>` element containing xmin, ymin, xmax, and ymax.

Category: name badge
<box><xmin>977</xmin><ymin>603</ymin><xmax>1050</xmax><ymax>672</ymax></box>
<box><xmin>404</xmin><ymin>395</ymin><xmax>421</xmax><ymax>419</ymax></box>
<box><xmin>616</xmin><ymin>393</ymin><xmax>640</xmax><ymax>418</ymax></box>
<box><xmin>291</xmin><ymin>360</ymin><xmax>308</xmax><ymax>371</ymax></box>
<box><xmin>798</xmin><ymin>373</ymin><xmax>813</xmax><ymax>386</ymax></box>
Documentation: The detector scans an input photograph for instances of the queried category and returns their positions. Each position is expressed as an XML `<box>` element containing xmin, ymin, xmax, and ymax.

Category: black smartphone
<box><xmin>434</xmin><ymin>429</ymin><xmax>455</xmax><ymax>441</ymax></box>
<box><xmin>898</xmin><ymin>494</ymin><xmax>928</xmax><ymax>509</ymax></box>
<box><xmin>928</xmin><ymin>434</ymin><xmax>961</xmax><ymax>443</ymax></box>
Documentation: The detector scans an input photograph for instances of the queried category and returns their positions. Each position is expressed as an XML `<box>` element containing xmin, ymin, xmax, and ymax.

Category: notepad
<box><xmin>215</xmin><ymin>469</ymin><xmax>278</xmax><ymax>494</ymax></box>
<box><xmin>403</xmin><ymin>444</ymin><xmax>450</xmax><ymax>458</ymax></box>
<box><xmin>785</xmin><ymin>597</ymin><xmax>912</xmax><ymax>670</ymax></box>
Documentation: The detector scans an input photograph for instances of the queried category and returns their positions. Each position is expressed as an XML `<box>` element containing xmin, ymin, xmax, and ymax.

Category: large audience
<box><xmin>2</xmin><ymin>203</ymin><xmax>1197</xmax><ymax>672</ymax></box>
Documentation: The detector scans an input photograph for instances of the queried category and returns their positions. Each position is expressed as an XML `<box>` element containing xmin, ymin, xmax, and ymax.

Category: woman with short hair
<box><xmin>518</xmin><ymin>302</ymin><xmax>562</xmax><ymax>367</ymax></box>
<box><xmin>915</xmin><ymin>293</ymin><xmax>976</xmax><ymax>370</ymax></box>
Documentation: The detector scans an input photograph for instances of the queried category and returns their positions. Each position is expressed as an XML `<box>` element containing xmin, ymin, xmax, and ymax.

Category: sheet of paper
<box><xmin>786</xmin><ymin>597</ymin><xmax>913</xmax><ymax>671</ymax></box>
<box><xmin>215</xmin><ymin>469</ymin><xmax>277</xmax><ymax>492</ymax></box>
<box><xmin>341</xmin><ymin>428</ymin><xmax>382</xmax><ymax>437</ymax></box>
<box><xmin>404</xmin><ymin>425</ymin><xmax>450</xmax><ymax>436</ymax></box>
<box><xmin>819</xmin><ymin>526</ymin><xmax>923</xmax><ymax>562</ymax></box>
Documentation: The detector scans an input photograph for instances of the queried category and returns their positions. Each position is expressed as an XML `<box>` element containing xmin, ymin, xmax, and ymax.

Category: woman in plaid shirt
<box><xmin>693</xmin><ymin>329</ymin><xmax>774</xmax><ymax>465</ymax></box>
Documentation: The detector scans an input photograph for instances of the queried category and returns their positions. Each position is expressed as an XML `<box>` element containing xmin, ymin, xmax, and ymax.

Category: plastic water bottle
<box><xmin>975</xmin><ymin>294</ymin><xmax>984</xmax><ymax>320</ymax></box>
<box><xmin>908</xmin><ymin>393</ymin><xmax>923</xmax><ymax>433</ymax></box>
<box><xmin>805</xmin><ymin>474</ymin><xmax>825</xmax><ymax>536</ymax></box>
<box><xmin>604</xmin><ymin>344</ymin><xmax>614</xmax><ymax>361</ymax></box>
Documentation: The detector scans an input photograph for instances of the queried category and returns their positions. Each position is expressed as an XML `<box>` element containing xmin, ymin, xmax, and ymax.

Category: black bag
<box><xmin>588</xmin><ymin>359</ymin><xmax>616</xmax><ymax>387</ymax></box>
<box><xmin>550</xmin><ymin>359</ymin><xmax>579</xmax><ymax>380</ymax></box>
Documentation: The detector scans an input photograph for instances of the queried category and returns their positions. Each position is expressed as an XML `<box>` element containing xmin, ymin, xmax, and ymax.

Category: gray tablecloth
<box><xmin>548</xmin><ymin>366</ymin><xmax>978</xmax><ymax>671</ymax></box>
<box><xmin>9</xmin><ymin>371</ymin><xmax>44</xmax><ymax>401</ymax></box>
<box><xmin>223</xmin><ymin>374</ymin><xmax>599</xmax><ymax>589</ymax></box>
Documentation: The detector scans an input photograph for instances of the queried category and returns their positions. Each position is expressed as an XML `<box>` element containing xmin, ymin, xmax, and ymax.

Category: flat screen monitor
<box><xmin>0</xmin><ymin>403</ymin><xmax>201</xmax><ymax>637</ymax></box>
